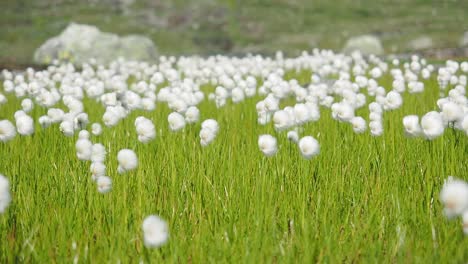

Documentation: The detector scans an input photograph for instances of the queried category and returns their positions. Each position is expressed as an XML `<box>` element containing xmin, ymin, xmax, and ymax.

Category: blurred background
<box><xmin>1</xmin><ymin>0</ymin><xmax>467</xmax><ymax>67</ymax></box>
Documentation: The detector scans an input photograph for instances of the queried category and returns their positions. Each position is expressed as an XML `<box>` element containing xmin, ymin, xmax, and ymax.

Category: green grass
<box><xmin>0</xmin><ymin>72</ymin><xmax>467</xmax><ymax>262</ymax></box>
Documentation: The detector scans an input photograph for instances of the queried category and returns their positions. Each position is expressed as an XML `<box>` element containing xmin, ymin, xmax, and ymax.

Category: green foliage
<box><xmin>0</xmin><ymin>73</ymin><xmax>467</xmax><ymax>262</ymax></box>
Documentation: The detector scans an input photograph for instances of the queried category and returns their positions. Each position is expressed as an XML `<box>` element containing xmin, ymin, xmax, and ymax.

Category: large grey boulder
<box><xmin>408</xmin><ymin>36</ymin><xmax>433</xmax><ymax>50</ymax></box>
<box><xmin>342</xmin><ymin>35</ymin><xmax>384</xmax><ymax>56</ymax></box>
<box><xmin>34</xmin><ymin>23</ymin><xmax>157</xmax><ymax>65</ymax></box>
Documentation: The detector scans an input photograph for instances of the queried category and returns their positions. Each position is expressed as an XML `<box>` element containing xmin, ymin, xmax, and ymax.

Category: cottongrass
<box><xmin>142</xmin><ymin>215</ymin><xmax>169</xmax><ymax>248</ymax></box>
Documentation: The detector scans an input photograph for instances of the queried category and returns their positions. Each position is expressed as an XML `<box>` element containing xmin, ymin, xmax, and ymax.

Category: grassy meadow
<box><xmin>0</xmin><ymin>71</ymin><xmax>467</xmax><ymax>262</ymax></box>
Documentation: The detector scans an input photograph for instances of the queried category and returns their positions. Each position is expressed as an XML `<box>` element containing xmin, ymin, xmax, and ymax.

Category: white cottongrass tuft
<box><xmin>369</xmin><ymin>102</ymin><xmax>383</xmax><ymax>114</ymax></box>
<box><xmin>421</xmin><ymin>111</ymin><xmax>445</xmax><ymax>140</ymax></box>
<box><xmin>185</xmin><ymin>106</ymin><xmax>200</xmax><ymax>123</ymax></box>
<box><xmin>258</xmin><ymin>134</ymin><xmax>278</xmax><ymax>157</ymax></box>
<box><xmin>15</xmin><ymin>111</ymin><xmax>34</xmax><ymax>136</ymax></box>
<box><xmin>91</xmin><ymin>123</ymin><xmax>102</xmax><ymax>136</ymax></box>
<box><xmin>74</xmin><ymin>113</ymin><xmax>89</xmax><ymax>130</ymax></box>
<box><xmin>21</xmin><ymin>98</ymin><xmax>33</xmax><ymax>113</ymax></box>
<box><xmin>91</xmin><ymin>143</ymin><xmax>107</xmax><ymax>163</ymax></box>
<box><xmin>75</xmin><ymin>138</ymin><xmax>92</xmax><ymax>161</ymax></box>
<box><xmin>331</xmin><ymin>102</ymin><xmax>354</xmax><ymax>122</ymax></box>
<box><xmin>201</xmin><ymin>119</ymin><xmax>219</xmax><ymax>134</ymax></box>
<box><xmin>383</xmin><ymin>91</ymin><xmax>403</xmax><ymax>111</ymax></box>
<box><xmin>298</xmin><ymin>136</ymin><xmax>320</xmax><ymax>159</ymax></box>
<box><xmin>369</xmin><ymin>121</ymin><xmax>383</xmax><ymax>137</ymax></box>
<box><xmin>199</xmin><ymin>128</ymin><xmax>217</xmax><ymax>147</ymax></box>
<box><xmin>90</xmin><ymin>162</ymin><xmax>106</xmax><ymax>180</ymax></box>
<box><xmin>48</xmin><ymin>108</ymin><xmax>65</xmax><ymax>123</ymax></box>
<box><xmin>78</xmin><ymin>130</ymin><xmax>90</xmax><ymax>140</ymax></box>
<box><xmin>351</xmin><ymin>117</ymin><xmax>367</xmax><ymax>134</ymax></box>
<box><xmin>440</xmin><ymin>101</ymin><xmax>463</xmax><ymax>124</ymax></box>
<box><xmin>102</xmin><ymin>109</ymin><xmax>120</xmax><ymax>127</ymax></box>
<box><xmin>96</xmin><ymin>176</ymin><xmax>112</xmax><ymax>194</ymax></box>
<box><xmin>60</xmin><ymin>120</ymin><xmax>74</xmax><ymax>137</ymax></box>
<box><xmin>199</xmin><ymin>119</ymin><xmax>219</xmax><ymax>146</ymax></box>
<box><xmin>402</xmin><ymin>115</ymin><xmax>421</xmax><ymax>137</ymax></box>
<box><xmin>135</xmin><ymin>117</ymin><xmax>156</xmax><ymax>143</ymax></box>
<box><xmin>38</xmin><ymin>116</ymin><xmax>51</xmax><ymax>129</ymax></box>
<box><xmin>142</xmin><ymin>215</ymin><xmax>169</xmax><ymax>248</ymax></box>
<box><xmin>440</xmin><ymin>177</ymin><xmax>468</xmax><ymax>219</ymax></box>
<box><xmin>117</xmin><ymin>149</ymin><xmax>138</xmax><ymax>173</ymax></box>
<box><xmin>287</xmin><ymin>130</ymin><xmax>299</xmax><ymax>143</ymax></box>
<box><xmin>0</xmin><ymin>174</ymin><xmax>11</xmax><ymax>213</ymax></box>
<box><xmin>0</xmin><ymin>120</ymin><xmax>16</xmax><ymax>142</ymax></box>
<box><xmin>168</xmin><ymin>112</ymin><xmax>186</xmax><ymax>131</ymax></box>
<box><xmin>273</xmin><ymin>110</ymin><xmax>292</xmax><ymax>131</ymax></box>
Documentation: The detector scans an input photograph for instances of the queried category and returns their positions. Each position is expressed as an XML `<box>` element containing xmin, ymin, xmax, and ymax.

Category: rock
<box><xmin>460</xmin><ymin>31</ymin><xmax>468</xmax><ymax>47</ymax></box>
<box><xmin>408</xmin><ymin>36</ymin><xmax>433</xmax><ymax>50</ymax></box>
<box><xmin>34</xmin><ymin>23</ymin><xmax>157</xmax><ymax>65</ymax></box>
<box><xmin>342</xmin><ymin>35</ymin><xmax>383</xmax><ymax>56</ymax></box>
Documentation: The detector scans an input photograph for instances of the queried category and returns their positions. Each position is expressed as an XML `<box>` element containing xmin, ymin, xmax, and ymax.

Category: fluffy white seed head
<box><xmin>231</xmin><ymin>88</ymin><xmax>245</xmax><ymax>103</ymax></box>
<box><xmin>91</xmin><ymin>143</ymin><xmax>106</xmax><ymax>163</ymax></box>
<box><xmin>287</xmin><ymin>130</ymin><xmax>299</xmax><ymax>143</ymax></box>
<box><xmin>47</xmin><ymin>108</ymin><xmax>65</xmax><ymax>123</ymax></box>
<box><xmin>185</xmin><ymin>106</ymin><xmax>200</xmax><ymax>124</ymax></box>
<box><xmin>168</xmin><ymin>112</ymin><xmax>186</xmax><ymax>132</ymax></box>
<box><xmin>74</xmin><ymin>113</ymin><xmax>89</xmax><ymax>130</ymax></box>
<box><xmin>441</xmin><ymin>101</ymin><xmax>463</xmax><ymax>123</ymax></box>
<box><xmin>440</xmin><ymin>177</ymin><xmax>468</xmax><ymax>219</ymax></box>
<box><xmin>21</xmin><ymin>98</ymin><xmax>33</xmax><ymax>113</ymax></box>
<box><xmin>142</xmin><ymin>215</ymin><xmax>169</xmax><ymax>248</ymax></box>
<box><xmin>96</xmin><ymin>176</ymin><xmax>112</xmax><ymax>194</ymax></box>
<box><xmin>141</xmin><ymin>98</ymin><xmax>156</xmax><ymax>111</ymax></box>
<box><xmin>90</xmin><ymin>162</ymin><xmax>106</xmax><ymax>180</ymax></box>
<box><xmin>199</xmin><ymin>128</ymin><xmax>217</xmax><ymax>147</ymax></box>
<box><xmin>15</xmin><ymin>113</ymin><xmax>34</xmax><ymax>136</ymax></box>
<box><xmin>38</xmin><ymin>116</ymin><xmax>51</xmax><ymax>129</ymax></box>
<box><xmin>0</xmin><ymin>120</ymin><xmax>16</xmax><ymax>142</ymax></box>
<box><xmin>369</xmin><ymin>102</ymin><xmax>383</xmax><ymax>114</ymax></box>
<box><xmin>402</xmin><ymin>115</ymin><xmax>421</xmax><ymax>137</ymax></box>
<box><xmin>421</xmin><ymin>111</ymin><xmax>445</xmax><ymax>140</ymax></box>
<box><xmin>59</xmin><ymin>120</ymin><xmax>74</xmax><ymax>137</ymax></box>
<box><xmin>117</xmin><ymin>149</ymin><xmax>138</xmax><ymax>173</ymax></box>
<box><xmin>103</xmin><ymin>109</ymin><xmax>120</xmax><ymax>128</ymax></box>
<box><xmin>298</xmin><ymin>136</ymin><xmax>320</xmax><ymax>159</ymax></box>
<box><xmin>351</xmin><ymin>116</ymin><xmax>367</xmax><ymax>134</ymax></box>
<box><xmin>331</xmin><ymin>102</ymin><xmax>354</xmax><ymax>122</ymax></box>
<box><xmin>201</xmin><ymin>119</ymin><xmax>219</xmax><ymax>134</ymax></box>
<box><xmin>369</xmin><ymin>120</ymin><xmax>383</xmax><ymax>136</ymax></box>
<box><xmin>76</xmin><ymin>139</ymin><xmax>92</xmax><ymax>161</ymax></box>
<box><xmin>384</xmin><ymin>91</ymin><xmax>403</xmax><ymax>111</ymax></box>
<box><xmin>293</xmin><ymin>104</ymin><xmax>311</xmax><ymax>125</ymax></box>
<box><xmin>273</xmin><ymin>110</ymin><xmax>292</xmax><ymax>131</ymax></box>
<box><xmin>78</xmin><ymin>130</ymin><xmax>90</xmax><ymax>140</ymax></box>
<box><xmin>258</xmin><ymin>134</ymin><xmax>278</xmax><ymax>157</ymax></box>
<box><xmin>91</xmin><ymin>123</ymin><xmax>102</xmax><ymax>136</ymax></box>
<box><xmin>135</xmin><ymin>117</ymin><xmax>156</xmax><ymax>143</ymax></box>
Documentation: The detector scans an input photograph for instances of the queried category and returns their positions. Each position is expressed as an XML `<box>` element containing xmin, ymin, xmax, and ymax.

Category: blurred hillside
<box><xmin>1</xmin><ymin>0</ymin><xmax>467</xmax><ymax>66</ymax></box>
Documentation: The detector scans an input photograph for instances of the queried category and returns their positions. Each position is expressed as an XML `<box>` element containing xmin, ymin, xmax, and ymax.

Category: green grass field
<box><xmin>0</xmin><ymin>71</ymin><xmax>467</xmax><ymax>262</ymax></box>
